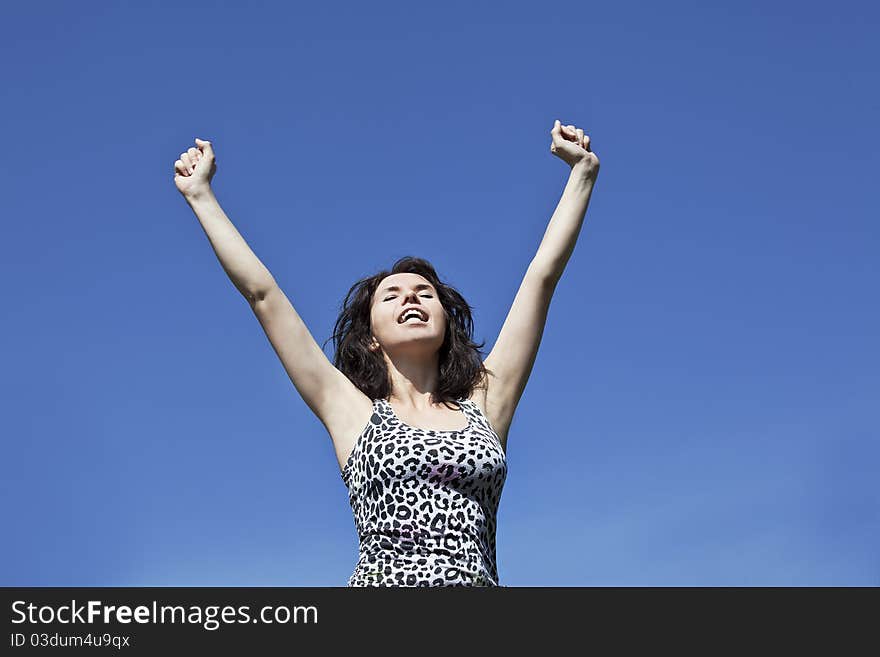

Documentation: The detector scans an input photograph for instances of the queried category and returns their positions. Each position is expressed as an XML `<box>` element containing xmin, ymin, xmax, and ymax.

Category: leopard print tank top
<box><xmin>340</xmin><ymin>396</ymin><xmax>508</xmax><ymax>586</ymax></box>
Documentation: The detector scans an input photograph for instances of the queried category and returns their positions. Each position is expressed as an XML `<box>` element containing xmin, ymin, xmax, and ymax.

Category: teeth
<box><xmin>400</xmin><ymin>310</ymin><xmax>426</xmax><ymax>323</ymax></box>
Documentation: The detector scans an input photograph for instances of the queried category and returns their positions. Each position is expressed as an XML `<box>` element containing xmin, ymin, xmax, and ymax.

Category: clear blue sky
<box><xmin>1</xmin><ymin>1</ymin><xmax>877</xmax><ymax>586</ymax></box>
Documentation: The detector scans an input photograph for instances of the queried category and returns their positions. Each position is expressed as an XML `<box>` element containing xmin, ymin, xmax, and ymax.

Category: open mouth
<box><xmin>398</xmin><ymin>309</ymin><xmax>428</xmax><ymax>324</ymax></box>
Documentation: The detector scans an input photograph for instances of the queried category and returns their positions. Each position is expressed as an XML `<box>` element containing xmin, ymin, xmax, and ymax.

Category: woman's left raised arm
<box><xmin>531</xmin><ymin>119</ymin><xmax>600</xmax><ymax>285</ymax></box>
<box><xmin>480</xmin><ymin>120</ymin><xmax>599</xmax><ymax>447</ymax></box>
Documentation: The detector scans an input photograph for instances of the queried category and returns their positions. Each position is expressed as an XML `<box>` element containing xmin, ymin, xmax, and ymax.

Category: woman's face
<box><xmin>369</xmin><ymin>273</ymin><xmax>447</xmax><ymax>355</ymax></box>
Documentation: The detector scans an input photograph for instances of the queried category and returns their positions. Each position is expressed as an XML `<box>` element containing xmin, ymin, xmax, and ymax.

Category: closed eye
<box><xmin>384</xmin><ymin>294</ymin><xmax>433</xmax><ymax>301</ymax></box>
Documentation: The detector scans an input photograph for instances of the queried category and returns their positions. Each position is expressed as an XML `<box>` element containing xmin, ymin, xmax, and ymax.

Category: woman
<box><xmin>172</xmin><ymin>120</ymin><xmax>600</xmax><ymax>586</ymax></box>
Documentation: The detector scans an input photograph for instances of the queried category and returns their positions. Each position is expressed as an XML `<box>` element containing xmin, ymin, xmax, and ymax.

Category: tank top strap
<box><xmin>458</xmin><ymin>397</ymin><xmax>499</xmax><ymax>438</ymax></box>
<box><xmin>456</xmin><ymin>397</ymin><xmax>483</xmax><ymax>425</ymax></box>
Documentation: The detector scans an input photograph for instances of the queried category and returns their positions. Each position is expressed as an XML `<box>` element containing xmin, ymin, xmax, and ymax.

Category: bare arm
<box><xmin>482</xmin><ymin>120</ymin><xmax>600</xmax><ymax>445</ymax></box>
<box><xmin>173</xmin><ymin>139</ymin><xmax>365</xmax><ymax>442</ymax></box>
<box><xmin>174</xmin><ymin>138</ymin><xmax>274</xmax><ymax>301</ymax></box>
<box><xmin>183</xmin><ymin>187</ymin><xmax>276</xmax><ymax>302</ymax></box>
<box><xmin>530</xmin><ymin>122</ymin><xmax>600</xmax><ymax>284</ymax></box>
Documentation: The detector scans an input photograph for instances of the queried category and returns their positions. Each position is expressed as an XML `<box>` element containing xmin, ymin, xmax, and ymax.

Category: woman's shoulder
<box><xmin>322</xmin><ymin>386</ymin><xmax>377</xmax><ymax>474</ymax></box>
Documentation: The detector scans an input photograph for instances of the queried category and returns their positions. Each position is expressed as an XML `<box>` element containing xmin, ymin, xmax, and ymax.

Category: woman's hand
<box><xmin>550</xmin><ymin>120</ymin><xmax>599</xmax><ymax>180</ymax></box>
<box><xmin>174</xmin><ymin>137</ymin><xmax>217</xmax><ymax>198</ymax></box>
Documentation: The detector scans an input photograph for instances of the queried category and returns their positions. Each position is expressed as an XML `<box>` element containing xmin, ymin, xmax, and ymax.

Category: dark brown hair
<box><xmin>322</xmin><ymin>256</ymin><xmax>490</xmax><ymax>409</ymax></box>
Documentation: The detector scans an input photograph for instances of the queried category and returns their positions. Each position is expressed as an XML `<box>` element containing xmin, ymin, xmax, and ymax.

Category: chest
<box><xmin>389</xmin><ymin>402</ymin><xmax>470</xmax><ymax>432</ymax></box>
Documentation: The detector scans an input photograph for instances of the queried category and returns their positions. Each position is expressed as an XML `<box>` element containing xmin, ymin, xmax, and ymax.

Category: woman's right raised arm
<box><xmin>172</xmin><ymin>138</ymin><xmax>367</xmax><ymax>444</ymax></box>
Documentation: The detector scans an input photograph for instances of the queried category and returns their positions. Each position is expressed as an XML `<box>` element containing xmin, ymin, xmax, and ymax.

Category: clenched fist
<box><xmin>550</xmin><ymin>120</ymin><xmax>599</xmax><ymax>180</ymax></box>
<box><xmin>174</xmin><ymin>138</ymin><xmax>217</xmax><ymax>198</ymax></box>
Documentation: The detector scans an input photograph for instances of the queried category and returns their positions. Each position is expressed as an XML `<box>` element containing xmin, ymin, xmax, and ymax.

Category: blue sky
<box><xmin>1</xmin><ymin>1</ymin><xmax>877</xmax><ymax>586</ymax></box>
